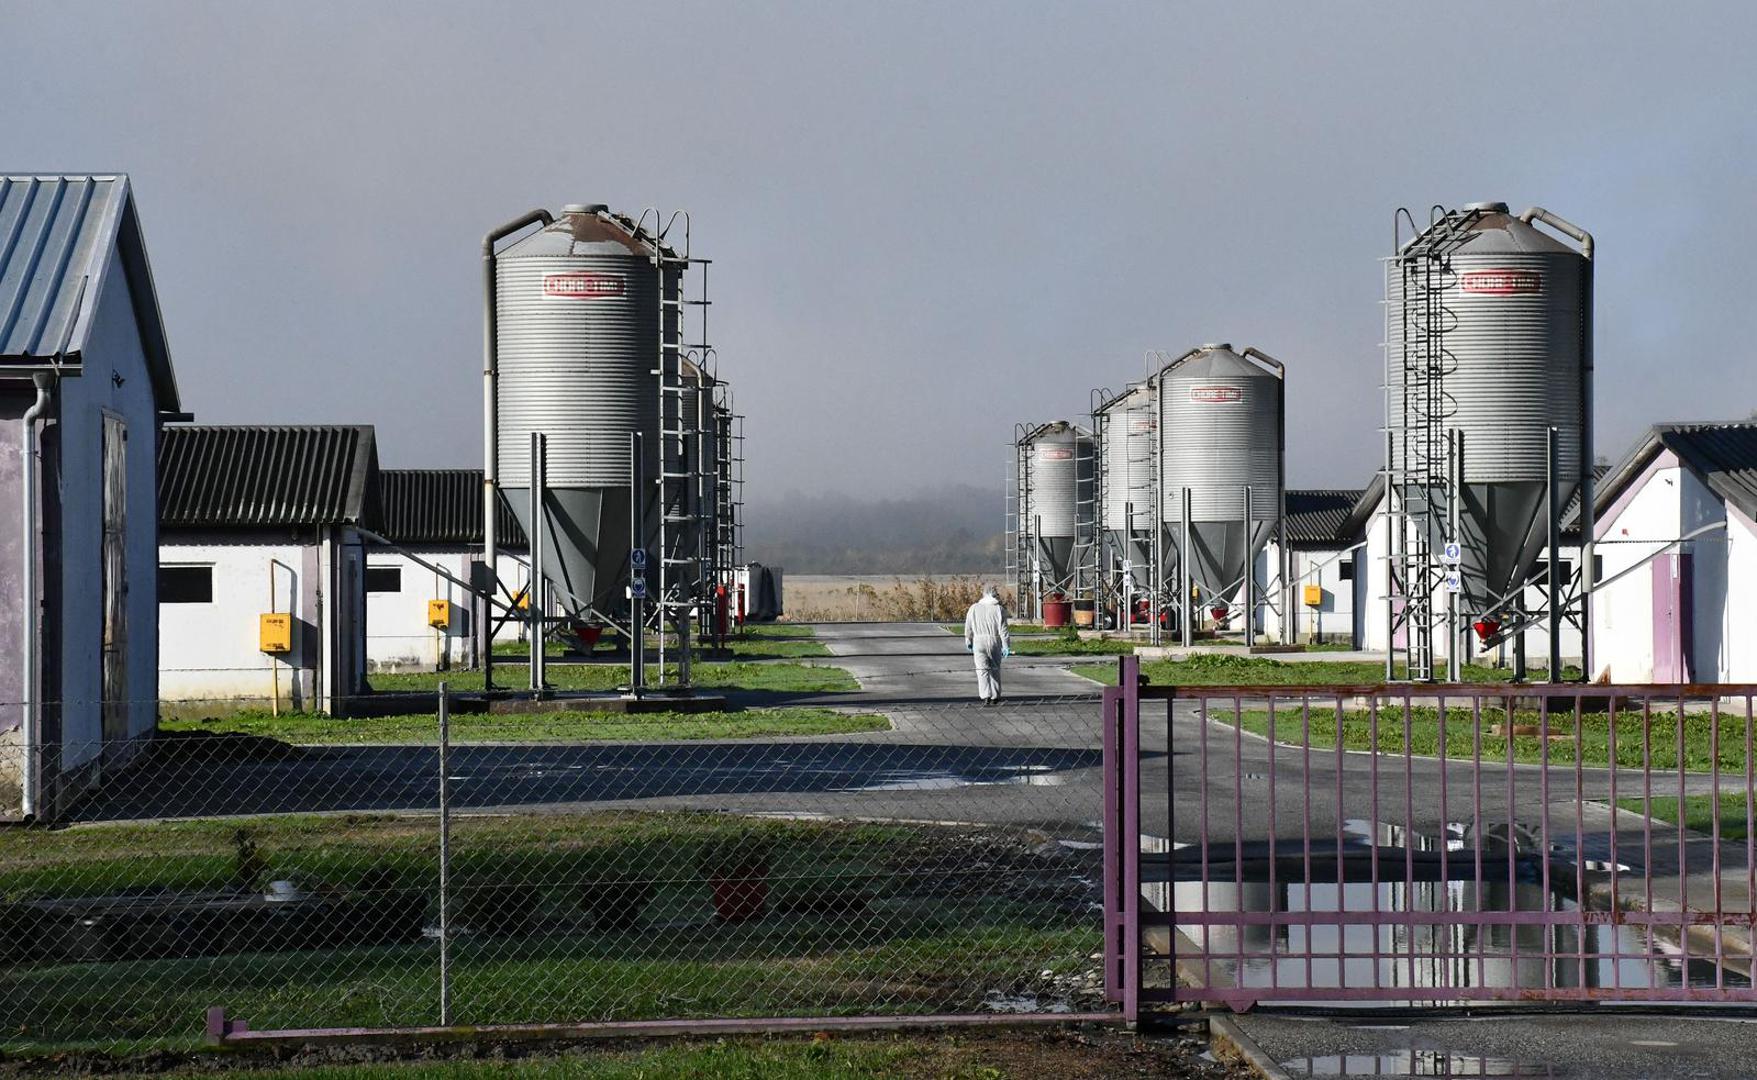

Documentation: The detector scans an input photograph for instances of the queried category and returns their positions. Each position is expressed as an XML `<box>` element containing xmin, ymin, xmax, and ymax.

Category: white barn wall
<box><xmin>51</xmin><ymin>246</ymin><xmax>163</xmax><ymax>765</ymax></box>
<box><xmin>366</xmin><ymin>551</ymin><xmax>477</xmax><ymax>671</ymax></box>
<box><xmin>1263</xmin><ymin>541</ymin><xmax>1361</xmax><ymax>646</ymax></box>
<box><xmin>1723</xmin><ymin>508</ymin><xmax>1757</xmax><ymax>684</ymax></box>
<box><xmin>159</xmin><ymin>538</ymin><xmax>320</xmax><ymax>710</ymax></box>
<box><xmin>1591</xmin><ymin>459</ymin><xmax>1682</xmax><ymax>682</ymax></box>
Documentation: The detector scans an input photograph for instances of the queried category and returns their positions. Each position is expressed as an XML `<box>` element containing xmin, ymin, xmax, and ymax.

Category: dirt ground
<box><xmin>0</xmin><ymin>1026</ymin><xmax>1257</xmax><ymax>1079</ymax></box>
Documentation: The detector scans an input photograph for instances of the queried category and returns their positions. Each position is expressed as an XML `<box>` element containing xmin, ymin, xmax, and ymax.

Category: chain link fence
<box><xmin>0</xmin><ymin>690</ymin><xmax>1111</xmax><ymax>1052</ymax></box>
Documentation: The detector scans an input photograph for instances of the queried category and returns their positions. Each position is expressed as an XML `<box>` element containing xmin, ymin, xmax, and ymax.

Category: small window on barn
<box><xmin>1337</xmin><ymin>558</ymin><xmax>1354</xmax><ymax>582</ymax></box>
<box><xmin>1531</xmin><ymin>560</ymin><xmax>1572</xmax><ymax>587</ymax></box>
<box><xmin>366</xmin><ymin>566</ymin><xmax>402</xmax><ymax>593</ymax></box>
<box><xmin>160</xmin><ymin>565</ymin><xmax>213</xmax><ymax>604</ymax></box>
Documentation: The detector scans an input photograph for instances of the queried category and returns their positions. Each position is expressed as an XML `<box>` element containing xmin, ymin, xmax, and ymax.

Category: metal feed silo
<box><xmin>1096</xmin><ymin>382</ymin><xmax>1159</xmax><ymax>590</ymax></box>
<box><xmin>494</xmin><ymin>204</ymin><xmax>664</xmax><ymax>612</ymax></box>
<box><xmin>1385</xmin><ymin>202</ymin><xmax>1592</xmax><ymax>634</ymax></box>
<box><xmin>1016</xmin><ymin>421</ymin><xmax>1094</xmax><ymax>606</ymax></box>
<box><xmin>1156</xmin><ymin>344</ymin><xmax>1285</xmax><ymax>606</ymax></box>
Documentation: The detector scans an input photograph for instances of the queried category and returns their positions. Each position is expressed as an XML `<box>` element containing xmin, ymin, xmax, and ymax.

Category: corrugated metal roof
<box><xmin>1284</xmin><ymin>489</ymin><xmax>1365</xmax><ymax>547</ymax></box>
<box><xmin>0</xmin><ymin>175</ymin><xmax>179</xmax><ymax>409</ymax></box>
<box><xmin>1657</xmin><ymin>423</ymin><xmax>1757</xmax><ymax>522</ymax></box>
<box><xmin>159</xmin><ymin>425</ymin><xmax>379</xmax><ymax>528</ymax></box>
<box><xmin>1594</xmin><ymin>421</ymin><xmax>1757</xmax><ymax>525</ymax></box>
<box><xmin>378</xmin><ymin>469</ymin><xmax>528</xmax><ymax>547</ymax></box>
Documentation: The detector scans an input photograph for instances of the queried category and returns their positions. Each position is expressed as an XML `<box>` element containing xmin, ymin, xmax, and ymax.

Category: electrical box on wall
<box><xmin>428</xmin><ymin>599</ymin><xmax>454</xmax><ymax>631</ymax></box>
<box><xmin>1303</xmin><ymin>584</ymin><xmax>1324</xmax><ymax>607</ymax></box>
<box><xmin>259</xmin><ymin>613</ymin><xmax>293</xmax><ymax>654</ymax></box>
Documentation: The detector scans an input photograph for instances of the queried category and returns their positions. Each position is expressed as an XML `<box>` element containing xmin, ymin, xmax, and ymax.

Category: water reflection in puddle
<box><xmin>1151</xmin><ymin>818</ymin><xmax>1749</xmax><ymax>1002</ymax></box>
<box><xmin>1280</xmin><ymin>1050</ymin><xmax>1551</xmax><ymax>1077</ymax></box>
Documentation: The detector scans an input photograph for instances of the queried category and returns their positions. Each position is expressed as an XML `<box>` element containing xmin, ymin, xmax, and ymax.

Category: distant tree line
<box><xmin>743</xmin><ymin>483</ymin><xmax>1005</xmax><ymax>574</ymax></box>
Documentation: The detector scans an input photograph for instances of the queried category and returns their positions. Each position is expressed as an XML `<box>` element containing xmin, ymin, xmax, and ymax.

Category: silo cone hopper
<box><xmin>1032</xmin><ymin>535</ymin><xmax>1077</xmax><ymax>590</ymax></box>
<box><xmin>1182</xmin><ymin>518</ymin><xmax>1275</xmax><ymax>603</ymax></box>
<box><xmin>501</xmin><ymin>487</ymin><xmax>658</xmax><ymax>615</ymax></box>
<box><xmin>1454</xmin><ymin>483</ymin><xmax>1565</xmax><ymax>618</ymax></box>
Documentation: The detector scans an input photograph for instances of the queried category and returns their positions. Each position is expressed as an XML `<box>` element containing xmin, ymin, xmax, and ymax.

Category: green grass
<box><xmin>0</xmin><ymin>813</ymin><xmax>1096</xmax><ymax>1053</ymax></box>
<box><xmin>1215</xmin><ymin>702</ymin><xmax>1750</xmax><ymax>773</ymax></box>
<box><xmin>138</xmin><ymin>1038</ymin><xmax>959</xmax><ymax>1079</ymax></box>
<box><xmin>160</xmin><ymin>707</ymin><xmax>889</xmax><ymax>744</ymax></box>
<box><xmin>371</xmin><ymin>660</ymin><xmax>856</xmax><ymax>695</ymax></box>
<box><xmin>939</xmin><ymin>624</ymin><xmax>1061</xmax><ymax>637</ymax></box>
<box><xmin>1070</xmin><ymin>652</ymin><xmax>1578</xmax><ymax>687</ymax></box>
<box><xmin>1006</xmin><ymin>634</ymin><xmax>1134</xmax><ymax>657</ymax></box>
<box><xmin>1615</xmin><ymin>793</ymin><xmax>1756</xmax><ymax>841</ymax></box>
<box><xmin>493</xmin><ymin>625</ymin><xmax>826</xmax><ymax>662</ymax></box>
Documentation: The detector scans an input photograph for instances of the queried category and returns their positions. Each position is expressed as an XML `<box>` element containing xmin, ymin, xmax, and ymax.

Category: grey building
<box><xmin>1</xmin><ymin>175</ymin><xmax>183</xmax><ymax>821</ymax></box>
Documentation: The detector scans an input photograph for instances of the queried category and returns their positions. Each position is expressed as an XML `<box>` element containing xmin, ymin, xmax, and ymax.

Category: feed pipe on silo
<box><xmin>1521</xmin><ymin>207</ymin><xmax>1596</xmax><ymax>679</ymax></box>
<box><xmin>19</xmin><ymin>372</ymin><xmax>54</xmax><ymax>820</ymax></box>
<box><xmin>481</xmin><ymin>209</ymin><xmax>554</xmax><ymax>690</ymax></box>
<box><xmin>1240</xmin><ymin>348</ymin><xmax>1288</xmax><ymax>645</ymax></box>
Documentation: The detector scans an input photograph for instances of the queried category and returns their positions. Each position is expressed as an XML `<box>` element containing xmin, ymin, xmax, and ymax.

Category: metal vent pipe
<box><xmin>481</xmin><ymin>209</ymin><xmax>554</xmax><ymax>690</ymax></box>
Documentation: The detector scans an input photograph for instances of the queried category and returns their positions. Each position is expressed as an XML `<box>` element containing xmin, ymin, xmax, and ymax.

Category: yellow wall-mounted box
<box><xmin>1302</xmin><ymin>584</ymin><xmax>1324</xmax><ymax>607</ymax></box>
<box><xmin>428</xmin><ymin>599</ymin><xmax>454</xmax><ymax>630</ymax></box>
<box><xmin>259</xmin><ymin>613</ymin><xmax>293</xmax><ymax>654</ymax></box>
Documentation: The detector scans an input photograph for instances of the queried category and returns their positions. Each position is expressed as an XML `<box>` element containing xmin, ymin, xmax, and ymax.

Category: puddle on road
<box><xmin>1155</xmin><ymin>817</ymin><xmax>1749</xmax><ymax>1003</ymax></box>
<box><xmin>1279</xmin><ymin>1050</ymin><xmax>1551</xmax><ymax>1077</ymax></box>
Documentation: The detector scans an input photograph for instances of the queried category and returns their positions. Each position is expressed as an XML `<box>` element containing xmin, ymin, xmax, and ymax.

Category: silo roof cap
<box><xmin>563</xmin><ymin>203</ymin><xmax>610</xmax><ymax>214</ymax></box>
<box><xmin>1463</xmin><ymin>201</ymin><xmax>1510</xmax><ymax>213</ymax></box>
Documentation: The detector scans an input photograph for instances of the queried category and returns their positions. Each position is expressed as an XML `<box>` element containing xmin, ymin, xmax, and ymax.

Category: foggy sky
<box><xmin>4</xmin><ymin>2</ymin><xmax>1754</xmax><ymax>500</ymax></box>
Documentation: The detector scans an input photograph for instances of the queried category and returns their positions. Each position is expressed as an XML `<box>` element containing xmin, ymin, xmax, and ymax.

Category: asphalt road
<box><xmin>75</xmin><ymin>623</ymin><xmax>1113</xmax><ymax>829</ymax></box>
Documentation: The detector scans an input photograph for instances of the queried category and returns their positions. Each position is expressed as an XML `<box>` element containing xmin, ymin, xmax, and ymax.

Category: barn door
<box><xmin>1652</xmin><ymin>551</ymin><xmax>1694</xmax><ymax>683</ymax></box>
<box><xmin>100</xmin><ymin>414</ymin><xmax>128</xmax><ymax>744</ymax></box>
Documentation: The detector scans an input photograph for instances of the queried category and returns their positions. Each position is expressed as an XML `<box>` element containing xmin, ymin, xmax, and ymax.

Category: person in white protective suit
<box><xmin>962</xmin><ymin>586</ymin><xmax>1012</xmax><ymax>705</ymax></box>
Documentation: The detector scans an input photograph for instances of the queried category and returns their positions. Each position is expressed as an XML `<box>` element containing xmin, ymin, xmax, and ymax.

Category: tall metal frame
<box><xmin>1088</xmin><ymin>387</ymin><xmax>1114</xmax><ymax>629</ymax></box>
<box><xmin>1385</xmin><ymin>205</ymin><xmax>1485</xmax><ymax>682</ymax></box>
<box><xmin>635</xmin><ymin>209</ymin><xmax>712</xmax><ymax>690</ymax></box>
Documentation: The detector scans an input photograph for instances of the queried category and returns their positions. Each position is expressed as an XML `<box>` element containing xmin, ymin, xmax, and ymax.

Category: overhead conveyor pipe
<box><xmin>481</xmin><ymin>209</ymin><xmax>554</xmax><ymax>688</ymax></box>
<box><xmin>20</xmin><ymin>371</ymin><xmax>54</xmax><ymax>820</ymax></box>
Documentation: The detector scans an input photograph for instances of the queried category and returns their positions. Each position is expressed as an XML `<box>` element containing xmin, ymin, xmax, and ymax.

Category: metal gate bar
<box><xmin>1104</xmin><ymin>656</ymin><xmax>1757</xmax><ymax>1011</ymax></box>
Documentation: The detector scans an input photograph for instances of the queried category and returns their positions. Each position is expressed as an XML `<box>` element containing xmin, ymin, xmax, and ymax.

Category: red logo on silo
<box><xmin>1460</xmin><ymin>268</ymin><xmax>1541</xmax><ymax>295</ymax></box>
<box><xmin>543</xmin><ymin>272</ymin><xmax>626</xmax><ymax>299</ymax></box>
<box><xmin>1039</xmin><ymin>447</ymin><xmax>1074</xmax><ymax>461</ymax></box>
<box><xmin>1189</xmin><ymin>386</ymin><xmax>1242</xmax><ymax>404</ymax></box>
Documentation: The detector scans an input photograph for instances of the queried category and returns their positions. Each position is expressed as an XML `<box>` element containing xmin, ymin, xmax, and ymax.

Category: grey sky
<box><xmin>4</xmin><ymin>2</ymin><xmax>1754</xmax><ymax>499</ymax></box>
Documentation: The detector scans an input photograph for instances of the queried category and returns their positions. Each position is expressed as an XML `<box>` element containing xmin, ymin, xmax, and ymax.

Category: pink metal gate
<box><xmin>1102</xmin><ymin>655</ymin><xmax>1757</xmax><ymax>1016</ymax></box>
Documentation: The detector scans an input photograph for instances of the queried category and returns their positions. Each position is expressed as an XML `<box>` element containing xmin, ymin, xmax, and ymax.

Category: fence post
<box><xmin>1103</xmin><ymin>654</ymin><xmax>1142</xmax><ymax>1023</ymax></box>
<box><xmin>438</xmin><ymin>682</ymin><xmax>452</xmax><ymax>1025</ymax></box>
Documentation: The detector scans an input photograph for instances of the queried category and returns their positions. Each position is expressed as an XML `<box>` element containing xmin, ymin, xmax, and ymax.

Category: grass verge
<box><xmin>1207</xmin><ymin>702</ymin><xmax>1751</xmax><ymax>773</ymax></box>
<box><xmin>1070</xmin><ymin>653</ymin><xmax>1577</xmax><ymax>686</ymax></box>
<box><xmin>1615</xmin><ymin>793</ymin><xmax>1756</xmax><ymax>841</ymax></box>
<box><xmin>160</xmin><ymin>708</ymin><xmax>890</xmax><ymax>744</ymax></box>
<box><xmin>0</xmin><ymin>812</ymin><xmax>1098</xmax><ymax>1053</ymax></box>
<box><xmin>371</xmin><ymin>661</ymin><xmax>856</xmax><ymax>695</ymax></box>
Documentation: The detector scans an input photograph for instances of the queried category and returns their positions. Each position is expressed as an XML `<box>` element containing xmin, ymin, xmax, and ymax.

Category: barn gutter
<box><xmin>481</xmin><ymin>209</ymin><xmax>554</xmax><ymax>690</ymax></box>
<box><xmin>19</xmin><ymin>370</ymin><xmax>55</xmax><ymax>820</ymax></box>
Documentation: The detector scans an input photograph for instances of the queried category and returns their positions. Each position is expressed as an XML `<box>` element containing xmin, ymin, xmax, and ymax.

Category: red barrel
<box><xmin>1043</xmin><ymin>597</ymin><xmax>1072</xmax><ymax>628</ymax></box>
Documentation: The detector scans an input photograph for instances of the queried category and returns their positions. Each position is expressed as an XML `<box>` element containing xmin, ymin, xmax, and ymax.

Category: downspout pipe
<box><xmin>482</xmin><ymin>209</ymin><xmax>554</xmax><ymax>689</ymax></box>
<box><xmin>20</xmin><ymin>371</ymin><xmax>55</xmax><ymax>820</ymax></box>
